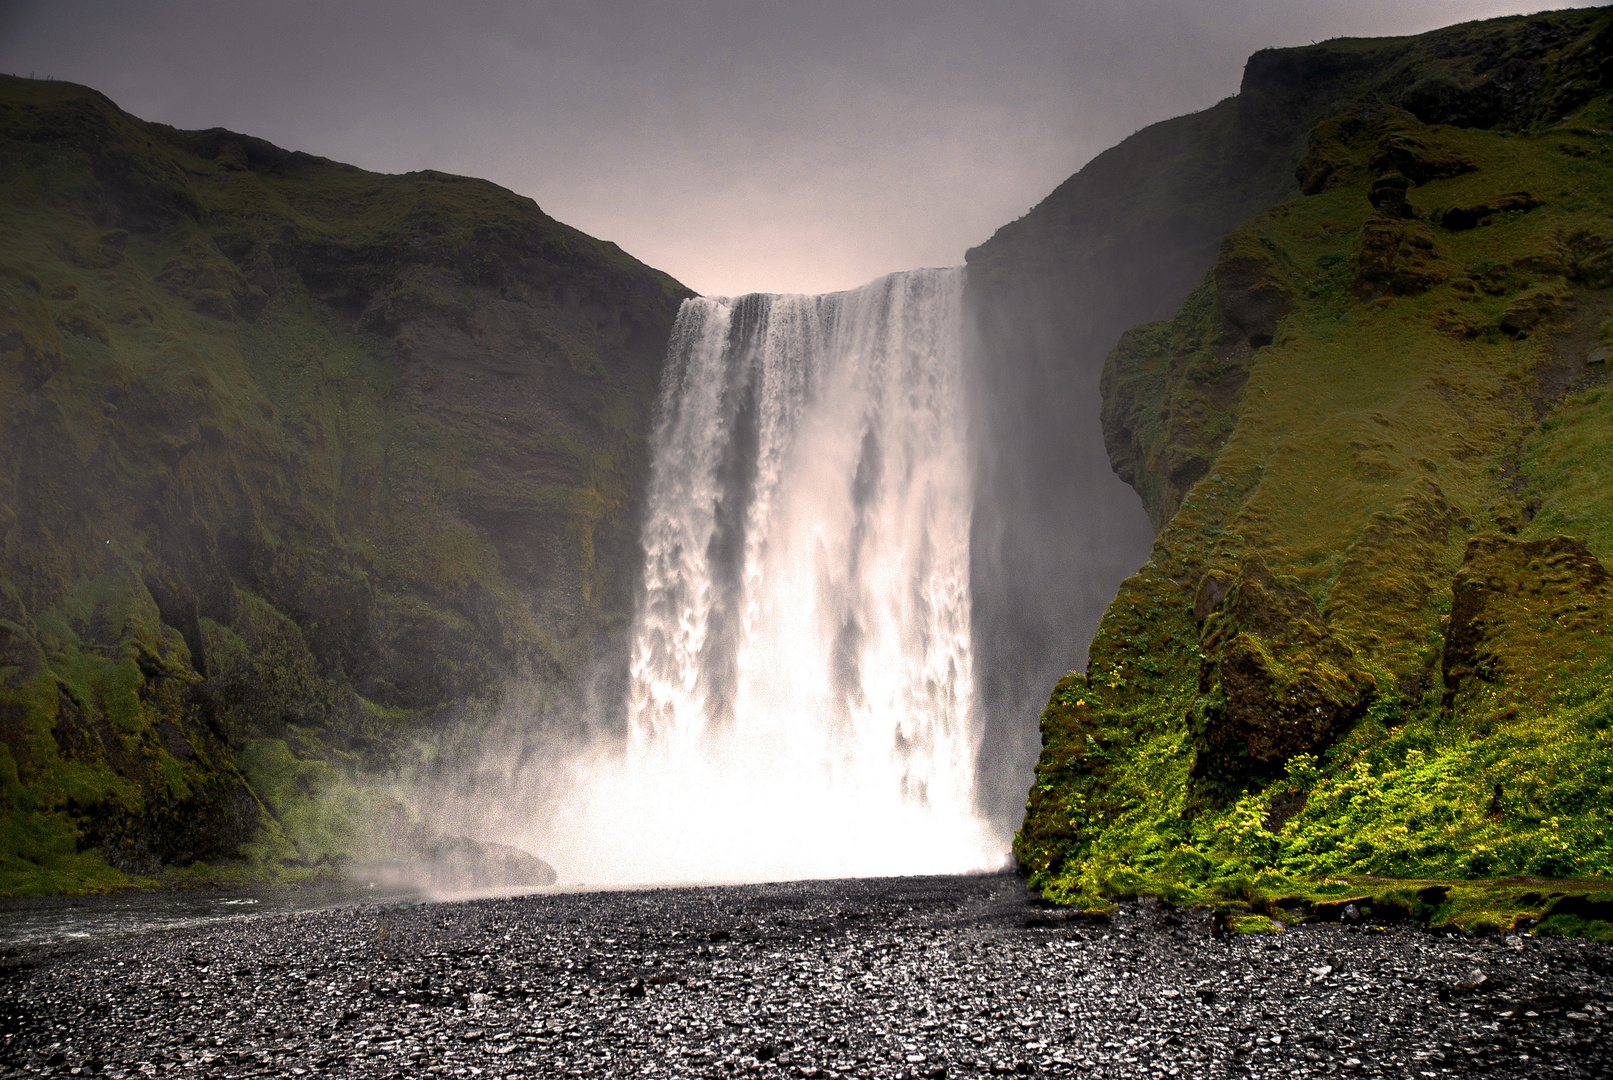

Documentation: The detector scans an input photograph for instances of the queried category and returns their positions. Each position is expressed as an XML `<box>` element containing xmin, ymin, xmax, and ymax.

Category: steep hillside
<box><xmin>0</xmin><ymin>76</ymin><xmax>691</xmax><ymax>893</ymax></box>
<box><xmin>1017</xmin><ymin>17</ymin><xmax>1613</xmax><ymax>935</ymax></box>
<box><xmin>967</xmin><ymin>5</ymin><xmax>1613</xmax><ymax>829</ymax></box>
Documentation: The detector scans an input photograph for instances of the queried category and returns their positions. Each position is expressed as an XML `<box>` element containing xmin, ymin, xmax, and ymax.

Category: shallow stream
<box><xmin>0</xmin><ymin>884</ymin><xmax>422</xmax><ymax>948</ymax></box>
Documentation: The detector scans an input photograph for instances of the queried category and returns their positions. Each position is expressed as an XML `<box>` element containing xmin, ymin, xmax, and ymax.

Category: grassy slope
<box><xmin>0</xmin><ymin>77</ymin><xmax>691</xmax><ymax>894</ymax></box>
<box><xmin>1017</xmin><ymin>63</ymin><xmax>1613</xmax><ymax>934</ymax></box>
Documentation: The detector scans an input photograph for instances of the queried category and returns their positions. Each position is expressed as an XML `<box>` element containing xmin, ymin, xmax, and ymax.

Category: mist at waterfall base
<box><xmin>419</xmin><ymin>270</ymin><xmax>1008</xmax><ymax>888</ymax></box>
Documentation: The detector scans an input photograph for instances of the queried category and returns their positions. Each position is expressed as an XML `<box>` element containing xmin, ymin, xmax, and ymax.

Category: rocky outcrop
<box><xmin>1099</xmin><ymin>286</ymin><xmax>1253</xmax><ymax>533</ymax></box>
<box><xmin>1213</xmin><ymin>234</ymin><xmax>1292</xmax><ymax>349</ymax></box>
<box><xmin>1190</xmin><ymin>558</ymin><xmax>1376</xmax><ymax>782</ymax></box>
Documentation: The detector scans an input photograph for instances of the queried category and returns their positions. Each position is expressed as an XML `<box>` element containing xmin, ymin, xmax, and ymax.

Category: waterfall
<box><xmin>563</xmin><ymin>268</ymin><xmax>996</xmax><ymax>883</ymax></box>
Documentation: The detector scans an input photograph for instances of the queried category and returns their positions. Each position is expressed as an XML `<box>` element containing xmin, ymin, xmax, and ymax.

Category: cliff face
<box><xmin>1015</xmin><ymin>8</ymin><xmax>1613</xmax><ymax>922</ymax></box>
<box><xmin>967</xmin><ymin>6</ymin><xmax>1613</xmax><ymax>829</ymax></box>
<box><xmin>0</xmin><ymin>76</ymin><xmax>690</xmax><ymax>893</ymax></box>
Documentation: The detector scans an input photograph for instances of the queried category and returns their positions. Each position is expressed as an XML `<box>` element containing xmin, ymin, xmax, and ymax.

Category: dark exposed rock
<box><xmin>361</xmin><ymin>834</ymin><xmax>558</xmax><ymax>892</ymax></box>
<box><xmin>1441</xmin><ymin>191</ymin><xmax>1542</xmax><ymax>231</ymax></box>
<box><xmin>1214</xmin><ymin>235</ymin><xmax>1291</xmax><ymax>349</ymax></box>
<box><xmin>1371</xmin><ymin>132</ymin><xmax>1477</xmax><ymax>186</ymax></box>
<box><xmin>1499</xmin><ymin>281</ymin><xmax>1572</xmax><ymax>338</ymax></box>
<box><xmin>1564</xmin><ymin>229</ymin><xmax>1613</xmax><ymax>288</ymax></box>
<box><xmin>1192</xmin><ymin>571</ymin><xmax>1231</xmax><ymax>621</ymax></box>
<box><xmin>1295</xmin><ymin>103</ymin><xmax>1475</xmax><ymax>199</ymax></box>
<box><xmin>1264</xmin><ymin>786</ymin><xmax>1309</xmax><ymax>832</ymax></box>
<box><xmin>1099</xmin><ymin>290</ymin><xmax>1253</xmax><ymax>532</ymax></box>
<box><xmin>1366</xmin><ymin>173</ymin><xmax>1413</xmax><ymax>216</ymax></box>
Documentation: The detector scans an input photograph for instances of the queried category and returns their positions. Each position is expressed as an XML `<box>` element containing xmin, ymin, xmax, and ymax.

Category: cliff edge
<box><xmin>1016</xmin><ymin>8</ymin><xmax>1613</xmax><ymax>936</ymax></box>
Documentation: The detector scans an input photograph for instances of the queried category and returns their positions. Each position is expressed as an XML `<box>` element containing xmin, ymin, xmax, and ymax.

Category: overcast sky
<box><xmin>0</xmin><ymin>0</ymin><xmax>1598</xmax><ymax>295</ymax></box>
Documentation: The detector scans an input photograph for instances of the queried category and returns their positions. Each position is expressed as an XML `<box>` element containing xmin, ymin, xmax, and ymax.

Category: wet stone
<box><xmin>0</xmin><ymin>874</ymin><xmax>1610</xmax><ymax>1078</ymax></box>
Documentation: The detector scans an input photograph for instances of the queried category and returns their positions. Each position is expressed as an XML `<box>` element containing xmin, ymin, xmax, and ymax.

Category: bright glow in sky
<box><xmin>0</xmin><ymin>0</ymin><xmax>1599</xmax><ymax>295</ymax></box>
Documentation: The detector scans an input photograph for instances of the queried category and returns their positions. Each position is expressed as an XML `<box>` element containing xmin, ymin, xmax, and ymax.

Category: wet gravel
<box><xmin>2</xmin><ymin>873</ymin><xmax>1610</xmax><ymax>1079</ymax></box>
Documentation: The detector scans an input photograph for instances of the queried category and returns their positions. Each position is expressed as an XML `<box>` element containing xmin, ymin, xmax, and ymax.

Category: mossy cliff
<box><xmin>0</xmin><ymin>76</ymin><xmax>690</xmax><ymax>894</ymax></box>
<box><xmin>1014</xmin><ymin>8</ymin><xmax>1613</xmax><ymax>933</ymax></box>
<box><xmin>966</xmin><ymin>5</ymin><xmax>1613</xmax><ymax>827</ymax></box>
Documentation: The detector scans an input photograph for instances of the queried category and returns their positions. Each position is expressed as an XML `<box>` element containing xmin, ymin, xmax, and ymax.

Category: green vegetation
<box><xmin>1018</xmin><ymin>17</ymin><xmax>1613</xmax><ymax>939</ymax></box>
<box><xmin>0</xmin><ymin>76</ymin><xmax>690</xmax><ymax>894</ymax></box>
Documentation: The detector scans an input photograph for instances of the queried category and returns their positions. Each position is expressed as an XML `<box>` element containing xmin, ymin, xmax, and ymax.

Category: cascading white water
<box><xmin>548</xmin><ymin>268</ymin><xmax>999</xmax><ymax>884</ymax></box>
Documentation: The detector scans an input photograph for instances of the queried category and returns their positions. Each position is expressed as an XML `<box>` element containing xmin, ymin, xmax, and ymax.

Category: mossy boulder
<box><xmin>1190</xmin><ymin>557</ymin><xmax>1376</xmax><ymax>781</ymax></box>
<box><xmin>1443</xmin><ymin>534</ymin><xmax>1613</xmax><ymax>710</ymax></box>
<box><xmin>1214</xmin><ymin>234</ymin><xmax>1292</xmax><ymax>349</ymax></box>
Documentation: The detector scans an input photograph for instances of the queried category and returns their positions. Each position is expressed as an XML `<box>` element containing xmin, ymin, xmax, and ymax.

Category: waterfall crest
<box><xmin>563</xmin><ymin>269</ymin><xmax>996</xmax><ymax>882</ymax></box>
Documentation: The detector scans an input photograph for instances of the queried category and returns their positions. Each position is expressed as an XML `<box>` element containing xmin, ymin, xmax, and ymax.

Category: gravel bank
<box><xmin>1</xmin><ymin>874</ymin><xmax>1609</xmax><ymax>1079</ymax></box>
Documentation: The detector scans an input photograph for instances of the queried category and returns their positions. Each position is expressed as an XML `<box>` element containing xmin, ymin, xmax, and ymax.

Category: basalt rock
<box><xmin>980</xmin><ymin>7</ymin><xmax>1613</xmax><ymax>837</ymax></box>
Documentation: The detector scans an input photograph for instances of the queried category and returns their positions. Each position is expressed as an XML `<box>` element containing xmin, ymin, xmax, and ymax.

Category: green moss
<box><xmin>0</xmin><ymin>806</ymin><xmax>140</xmax><ymax>897</ymax></box>
<box><xmin>1229</xmin><ymin>915</ymin><xmax>1283</xmax><ymax>935</ymax></box>
<box><xmin>1537</xmin><ymin>914</ymin><xmax>1613</xmax><ymax>943</ymax></box>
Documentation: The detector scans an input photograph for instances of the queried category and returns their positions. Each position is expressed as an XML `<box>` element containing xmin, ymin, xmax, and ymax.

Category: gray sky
<box><xmin>0</xmin><ymin>0</ymin><xmax>1598</xmax><ymax>295</ymax></box>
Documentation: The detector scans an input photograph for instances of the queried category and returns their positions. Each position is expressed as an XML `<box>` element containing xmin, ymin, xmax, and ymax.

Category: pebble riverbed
<box><xmin>1</xmin><ymin>874</ymin><xmax>1609</xmax><ymax>1079</ymax></box>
